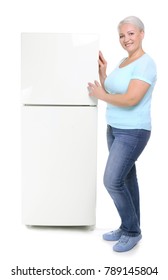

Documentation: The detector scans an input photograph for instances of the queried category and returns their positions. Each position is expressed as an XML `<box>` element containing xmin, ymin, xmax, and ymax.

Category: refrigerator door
<box><xmin>21</xmin><ymin>33</ymin><xmax>99</xmax><ymax>105</ymax></box>
<box><xmin>22</xmin><ymin>106</ymin><xmax>97</xmax><ymax>226</ymax></box>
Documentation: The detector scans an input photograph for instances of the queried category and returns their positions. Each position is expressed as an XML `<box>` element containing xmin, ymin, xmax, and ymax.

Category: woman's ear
<box><xmin>140</xmin><ymin>30</ymin><xmax>145</xmax><ymax>40</ymax></box>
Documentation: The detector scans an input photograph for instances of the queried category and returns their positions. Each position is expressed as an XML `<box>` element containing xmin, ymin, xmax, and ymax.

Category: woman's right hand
<box><xmin>99</xmin><ymin>51</ymin><xmax>107</xmax><ymax>79</ymax></box>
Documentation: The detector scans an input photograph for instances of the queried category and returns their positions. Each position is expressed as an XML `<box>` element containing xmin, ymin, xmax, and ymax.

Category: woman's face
<box><xmin>119</xmin><ymin>23</ymin><xmax>144</xmax><ymax>54</ymax></box>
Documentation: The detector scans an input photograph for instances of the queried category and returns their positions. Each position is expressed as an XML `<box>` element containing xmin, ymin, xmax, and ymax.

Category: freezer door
<box><xmin>21</xmin><ymin>33</ymin><xmax>99</xmax><ymax>105</ymax></box>
<box><xmin>22</xmin><ymin>106</ymin><xmax>97</xmax><ymax>226</ymax></box>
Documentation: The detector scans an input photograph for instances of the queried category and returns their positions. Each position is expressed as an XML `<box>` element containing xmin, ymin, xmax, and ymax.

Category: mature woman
<box><xmin>88</xmin><ymin>16</ymin><xmax>157</xmax><ymax>252</ymax></box>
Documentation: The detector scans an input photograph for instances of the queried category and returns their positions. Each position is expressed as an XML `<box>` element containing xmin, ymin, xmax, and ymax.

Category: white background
<box><xmin>0</xmin><ymin>0</ymin><xmax>167</xmax><ymax>279</ymax></box>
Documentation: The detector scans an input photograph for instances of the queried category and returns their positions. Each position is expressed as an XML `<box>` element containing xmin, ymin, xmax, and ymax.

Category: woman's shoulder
<box><xmin>139</xmin><ymin>53</ymin><xmax>156</xmax><ymax>66</ymax></box>
<box><xmin>133</xmin><ymin>54</ymin><xmax>157</xmax><ymax>73</ymax></box>
<box><xmin>132</xmin><ymin>53</ymin><xmax>157</xmax><ymax>83</ymax></box>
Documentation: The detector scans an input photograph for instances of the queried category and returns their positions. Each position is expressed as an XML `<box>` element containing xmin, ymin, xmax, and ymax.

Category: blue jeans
<box><xmin>103</xmin><ymin>125</ymin><xmax>151</xmax><ymax>236</ymax></box>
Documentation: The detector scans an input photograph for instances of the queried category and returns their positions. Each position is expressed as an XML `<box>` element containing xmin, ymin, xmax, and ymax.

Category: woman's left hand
<box><xmin>88</xmin><ymin>80</ymin><xmax>107</xmax><ymax>100</ymax></box>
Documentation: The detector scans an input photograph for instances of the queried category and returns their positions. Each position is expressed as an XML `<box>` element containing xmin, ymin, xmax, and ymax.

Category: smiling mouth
<box><xmin>125</xmin><ymin>43</ymin><xmax>133</xmax><ymax>47</ymax></box>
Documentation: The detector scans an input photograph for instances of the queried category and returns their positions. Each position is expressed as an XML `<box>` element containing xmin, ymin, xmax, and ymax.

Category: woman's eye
<box><xmin>119</xmin><ymin>35</ymin><xmax>124</xmax><ymax>39</ymax></box>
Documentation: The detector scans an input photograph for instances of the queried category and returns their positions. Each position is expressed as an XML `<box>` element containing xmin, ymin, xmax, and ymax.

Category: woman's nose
<box><xmin>124</xmin><ymin>35</ymin><xmax>130</xmax><ymax>42</ymax></box>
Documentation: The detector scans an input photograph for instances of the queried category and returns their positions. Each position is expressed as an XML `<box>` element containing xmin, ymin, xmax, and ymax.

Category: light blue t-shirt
<box><xmin>104</xmin><ymin>53</ymin><xmax>157</xmax><ymax>130</ymax></box>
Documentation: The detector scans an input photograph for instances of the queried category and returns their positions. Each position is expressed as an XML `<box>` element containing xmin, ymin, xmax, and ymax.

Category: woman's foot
<box><xmin>103</xmin><ymin>228</ymin><xmax>123</xmax><ymax>241</ymax></box>
<box><xmin>113</xmin><ymin>234</ymin><xmax>142</xmax><ymax>252</ymax></box>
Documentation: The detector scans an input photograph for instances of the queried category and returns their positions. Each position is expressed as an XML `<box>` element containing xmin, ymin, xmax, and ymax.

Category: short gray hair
<box><xmin>118</xmin><ymin>16</ymin><xmax>145</xmax><ymax>32</ymax></box>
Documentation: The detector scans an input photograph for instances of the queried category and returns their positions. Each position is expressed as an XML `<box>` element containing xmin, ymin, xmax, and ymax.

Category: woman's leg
<box><xmin>103</xmin><ymin>127</ymin><xmax>150</xmax><ymax>236</ymax></box>
<box><xmin>125</xmin><ymin>164</ymin><xmax>140</xmax><ymax>226</ymax></box>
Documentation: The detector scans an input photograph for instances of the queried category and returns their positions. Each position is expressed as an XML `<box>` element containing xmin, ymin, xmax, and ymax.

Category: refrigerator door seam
<box><xmin>23</xmin><ymin>104</ymin><xmax>97</xmax><ymax>107</ymax></box>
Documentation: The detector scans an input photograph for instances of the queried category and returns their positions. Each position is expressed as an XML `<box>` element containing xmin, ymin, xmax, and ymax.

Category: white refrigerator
<box><xmin>21</xmin><ymin>33</ymin><xmax>99</xmax><ymax>226</ymax></box>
